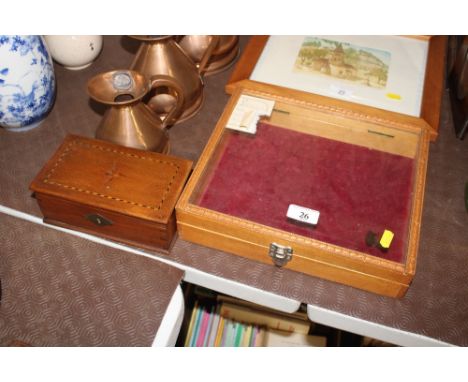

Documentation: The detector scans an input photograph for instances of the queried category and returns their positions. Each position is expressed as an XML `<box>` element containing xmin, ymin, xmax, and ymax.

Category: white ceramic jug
<box><xmin>44</xmin><ymin>35</ymin><xmax>103</xmax><ymax>70</ymax></box>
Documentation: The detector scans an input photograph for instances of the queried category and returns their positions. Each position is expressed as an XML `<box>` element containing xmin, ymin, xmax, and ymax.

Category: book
<box><xmin>224</xmin><ymin>320</ymin><xmax>237</xmax><ymax>347</ymax></box>
<box><xmin>217</xmin><ymin>294</ymin><xmax>309</xmax><ymax>322</ymax></box>
<box><xmin>219</xmin><ymin>302</ymin><xmax>310</xmax><ymax>334</ymax></box>
<box><xmin>242</xmin><ymin>324</ymin><xmax>252</xmax><ymax>347</ymax></box>
<box><xmin>255</xmin><ymin>327</ymin><xmax>266</xmax><ymax>346</ymax></box>
<box><xmin>196</xmin><ymin>307</ymin><xmax>210</xmax><ymax>347</ymax></box>
<box><xmin>226</xmin><ymin>321</ymin><xmax>236</xmax><ymax>347</ymax></box>
<box><xmin>207</xmin><ymin>309</ymin><xmax>220</xmax><ymax>347</ymax></box>
<box><xmin>184</xmin><ymin>301</ymin><xmax>198</xmax><ymax>347</ymax></box>
<box><xmin>249</xmin><ymin>325</ymin><xmax>258</xmax><ymax>347</ymax></box>
<box><xmin>184</xmin><ymin>294</ymin><xmax>318</xmax><ymax>347</ymax></box>
<box><xmin>234</xmin><ymin>322</ymin><xmax>244</xmax><ymax>347</ymax></box>
<box><xmin>189</xmin><ymin>304</ymin><xmax>204</xmax><ymax>347</ymax></box>
<box><xmin>263</xmin><ymin>329</ymin><xmax>327</xmax><ymax>347</ymax></box>
<box><xmin>203</xmin><ymin>306</ymin><xmax>216</xmax><ymax>347</ymax></box>
<box><xmin>214</xmin><ymin>316</ymin><xmax>225</xmax><ymax>347</ymax></box>
<box><xmin>220</xmin><ymin>319</ymin><xmax>231</xmax><ymax>346</ymax></box>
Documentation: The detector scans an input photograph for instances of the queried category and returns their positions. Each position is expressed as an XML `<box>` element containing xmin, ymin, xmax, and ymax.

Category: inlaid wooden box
<box><xmin>30</xmin><ymin>135</ymin><xmax>192</xmax><ymax>251</ymax></box>
<box><xmin>176</xmin><ymin>81</ymin><xmax>430</xmax><ymax>297</ymax></box>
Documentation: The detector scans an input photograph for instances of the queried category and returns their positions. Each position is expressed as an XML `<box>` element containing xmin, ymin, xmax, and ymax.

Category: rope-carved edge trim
<box><xmin>42</xmin><ymin>139</ymin><xmax>180</xmax><ymax>218</ymax></box>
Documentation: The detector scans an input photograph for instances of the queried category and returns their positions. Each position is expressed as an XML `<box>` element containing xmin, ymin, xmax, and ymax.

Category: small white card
<box><xmin>226</xmin><ymin>95</ymin><xmax>275</xmax><ymax>134</ymax></box>
<box><xmin>287</xmin><ymin>204</ymin><xmax>320</xmax><ymax>225</ymax></box>
<box><xmin>329</xmin><ymin>84</ymin><xmax>354</xmax><ymax>99</ymax></box>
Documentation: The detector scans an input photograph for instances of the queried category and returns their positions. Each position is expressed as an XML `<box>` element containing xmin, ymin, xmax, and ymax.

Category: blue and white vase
<box><xmin>0</xmin><ymin>35</ymin><xmax>56</xmax><ymax>131</ymax></box>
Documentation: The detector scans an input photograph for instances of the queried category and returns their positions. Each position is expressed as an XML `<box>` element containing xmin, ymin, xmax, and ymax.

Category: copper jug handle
<box><xmin>197</xmin><ymin>35</ymin><xmax>221</xmax><ymax>76</ymax></box>
<box><xmin>150</xmin><ymin>75</ymin><xmax>185</xmax><ymax>129</ymax></box>
<box><xmin>212</xmin><ymin>36</ymin><xmax>238</xmax><ymax>56</ymax></box>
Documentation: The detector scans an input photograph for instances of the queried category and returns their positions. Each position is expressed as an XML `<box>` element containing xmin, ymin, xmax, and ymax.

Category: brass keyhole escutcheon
<box><xmin>86</xmin><ymin>213</ymin><xmax>113</xmax><ymax>227</ymax></box>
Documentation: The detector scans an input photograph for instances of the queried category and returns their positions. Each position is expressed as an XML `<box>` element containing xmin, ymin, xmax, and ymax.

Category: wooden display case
<box><xmin>226</xmin><ymin>36</ymin><xmax>447</xmax><ymax>141</ymax></box>
<box><xmin>176</xmin><ymin>81</ymin><xmax>430</xmax><ymax>297</ymax></box>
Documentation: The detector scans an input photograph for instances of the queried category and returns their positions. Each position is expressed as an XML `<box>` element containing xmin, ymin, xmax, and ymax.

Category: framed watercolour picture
<box><xmin>227</xmin><ymin>36</ymin><xmax>447</xmax><ymax>140</ymax></box>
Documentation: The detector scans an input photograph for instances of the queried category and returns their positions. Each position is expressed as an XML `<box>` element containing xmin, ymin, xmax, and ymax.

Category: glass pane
<box><xmin>190</xmin><ymin>95</ymin><xmax>420</xmax><ymax>265</ymax></box>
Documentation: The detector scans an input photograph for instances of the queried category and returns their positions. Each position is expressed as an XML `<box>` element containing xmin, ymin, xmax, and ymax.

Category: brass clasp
<box><xmin>269</xmin><ymin>243</ymin><xmax>293</xmax><ymax>267</ymax></box>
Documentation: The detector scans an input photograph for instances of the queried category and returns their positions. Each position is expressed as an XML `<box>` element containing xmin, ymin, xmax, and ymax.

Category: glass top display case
<box><xmin>176</xmin><ymin>81</ymin><xmax>430</xmax><ymax>297</ymax></box>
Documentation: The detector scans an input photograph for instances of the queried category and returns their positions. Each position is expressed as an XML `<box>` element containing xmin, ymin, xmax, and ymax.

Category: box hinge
<box><xmin>269</xmin><ymin>243</ymin><xmax>293</xmax><ymax>267</ymax></box>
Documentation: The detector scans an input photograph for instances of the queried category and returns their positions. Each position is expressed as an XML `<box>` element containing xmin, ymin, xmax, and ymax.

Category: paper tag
<box><xmin>379</xmin><ymin>230</ymin><xmax>394</xmax><ymax>249</ymax></box>
<box><xmin>287</xmin><ymin>204</ymin><xmax>320</xmax><ymax>225</ymax></box>
<box><xmin>330</xmin><ymin>84</ymin><xmax>353</xmax><ymax>98</ymax></box>
<box><xmin>226</xmin><ymin>95</ymin><xmax>275</xmax><ymax>134</ymax></box>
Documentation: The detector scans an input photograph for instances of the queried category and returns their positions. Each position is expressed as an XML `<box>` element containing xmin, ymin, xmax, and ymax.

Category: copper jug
<box><xmin>130</xmin><ymin>35</ymin><xmax>219</xmax><ymax>124</ymax></box>
<box><xmin>87</xmin><ymin>69</ymin><xmax>184</xmax><ymax>153</ymax></box>
<box><xmin>179</xmin><ymin>36</ymin><xmax>239</xmax><ymax>76</ymax></box>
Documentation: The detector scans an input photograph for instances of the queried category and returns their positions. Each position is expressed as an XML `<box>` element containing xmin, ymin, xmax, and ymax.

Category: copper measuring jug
<box><xmin>130</xmin><ymin>35</ymin><xmax>219</xmax><ymax>124</ymax></box>
<box><xmin>179</xmin><ymin>35</ymin><xmax>239</xmax><ymax>76</ymax></box>
<box><xmin>87</xmin><ymin>69</ymin><xmax>184</xmax><ymax>153</ymax></box>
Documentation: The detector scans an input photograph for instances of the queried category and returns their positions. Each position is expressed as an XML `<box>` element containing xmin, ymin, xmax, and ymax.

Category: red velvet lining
<box><xmin>198</xmin><ymin>122</ymin><xmax>415</xmax><ymax>263</ymax></box>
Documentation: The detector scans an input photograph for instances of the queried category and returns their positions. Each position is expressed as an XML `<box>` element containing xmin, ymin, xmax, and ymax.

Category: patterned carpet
<box><xmin>0</xmin><ymin>214</ymin><xmax>183</xmax><ymax>346</ymax></box>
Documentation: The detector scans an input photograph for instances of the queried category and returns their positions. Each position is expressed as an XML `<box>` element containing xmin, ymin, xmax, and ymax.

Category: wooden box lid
<box><xmin>30</xmin><ymin>135</ymin><xmax>192</xmax><ymax>224</ymax></box>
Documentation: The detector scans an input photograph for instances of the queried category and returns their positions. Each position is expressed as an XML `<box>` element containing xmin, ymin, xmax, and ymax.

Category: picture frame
<box><xmin>226</xmin><ymin>36</ymin><xmax>447</xmax><ymax>141</ymax></box>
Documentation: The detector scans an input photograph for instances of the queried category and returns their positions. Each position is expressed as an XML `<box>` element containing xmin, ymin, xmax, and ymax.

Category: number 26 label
<box><xmin>287</xmin><ymin>204</ymin><xmax>320</xmax><ymax>225</ymax></box>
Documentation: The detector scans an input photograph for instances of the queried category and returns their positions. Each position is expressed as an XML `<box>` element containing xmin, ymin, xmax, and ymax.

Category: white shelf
<box><xmin>152</xmin><ymin>286</ymin><xmax>185</xmax><ymax>347</ymax></box>
<box><xmin>307</xmin><ymin>303</ymin><xmax>452</xmax><ymax>347</ymax></box>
